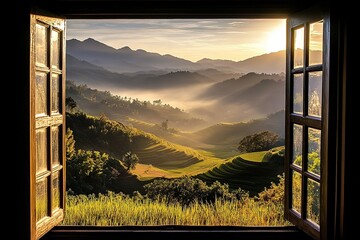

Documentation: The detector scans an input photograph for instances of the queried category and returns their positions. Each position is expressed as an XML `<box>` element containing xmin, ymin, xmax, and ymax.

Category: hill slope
<box><xmin>66</xmin><ymin>81</ymin><xmax>207</xmax><ymax>131</ymax></box>
<box><xmin>67</xmin><ymin>54</ymin><xmax>214</xmax><ymax>90</ymax></box>
<box><xmin>192</xmin><ymin>110</ymin><xmax>285</xmax><ymax>145</ymax></box>
<box><xmin>66</xmin><ymin>112</ymin><xmax>222</xmax><ymax>178</ymax></box>
<box><xmin>196</xmin><ymin>147</ymin><xmax>285</xmax><ymax>196</ymax></box>
<box><xmin>197</xmin><ymin>72</ymin><xmax>284</xmax><ymax>100</ymax></box>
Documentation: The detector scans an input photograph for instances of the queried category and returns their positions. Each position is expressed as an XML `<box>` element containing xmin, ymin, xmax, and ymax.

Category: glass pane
<box><xmin>293</xmin><ymin>124</ymin><xmax>303</xmax><ymax>167</ymax></box>
<box><xmin>36</xmin><ymin>128</ymin><xmax>48</xmax><ymax>174</ymax></box>
<box><xmin>51</xmin><ymin>30</ymin><xmax>61</xmax><ymax>69</ymax></box>
<box><xmin>293</xmin><ymin>27</ymin><xmax>304</xmax><ymax>68</ymax></box>
<box><xmin>52</xmin><ymin>171</ymin><xmax>61</xmax><ymax>211</ymax></box>
<box><xmin>293</xmin><ymin>73</ymin><xmax>303</xmax><ymax>114</ymax></box>
<box><xmin>308</xmin><ymin>71</ymin><xmax>322</xmax><ymax>118</ymax></box>
<box><xmin>292</xmin><ymin>171</ymin><xmax>302</xmax><ymax>214</ymax></box>
<box><xmin>307</xmin><ymin>178</ymin><xmax>320</xmax><ymax>226</ymax></box>
<box><xmin>308</xmin><ymin>128</ymin><xmax>321</xmax><ymax>176</ymax></box>
<box><xmin>36</xmin><ymin>178</ymin><xmax>48</xmax><ymax>222</ymax></box>
<box><xmin>52</xmin><ymin>126</ymin><xmax>60</xmax><ymax>167</ymax></box>
<box><xmin>309</xmin><ymin>21</ymin><xmax>323</xmax><ymax>66</ymax></box>
<box><xmin>36</xmin><ymin>23</ymin><xmax>48</xmax><ymax>66</ymax></box>
<box><xmin>35</xmin><ymin>72</ymin><xmax>48</xmax><ymax>116</ymax></box>
<box><xmin>51</xmin><ymin>74</ymin><xmax>60</xmax><ymax>113</ymax></box>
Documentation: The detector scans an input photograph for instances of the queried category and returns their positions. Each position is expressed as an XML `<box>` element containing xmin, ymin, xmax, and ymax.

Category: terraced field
<box><xmin>196</xmin><ymin>147</ymin><xmax>285</xmax><ymax>196</ymax></box>
<box><xmin>133</xmin><ymin>136</ymin><xmax>203</xmax><ymax>168</ymax></box>
<box><xmin>130</xmin><ymin>131</ymin><xmax>224</xmax><ymax>179</ymax></box>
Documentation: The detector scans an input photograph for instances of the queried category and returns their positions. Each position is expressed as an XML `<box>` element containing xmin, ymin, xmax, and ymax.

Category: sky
<box><xmin>67</xmin><ymin>19</ymin><xmax>286</xmax><ymax>62</ymax></box>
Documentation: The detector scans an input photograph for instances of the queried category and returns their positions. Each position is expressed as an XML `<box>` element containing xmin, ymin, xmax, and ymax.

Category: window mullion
<box><xmin>48</xmin><ymin>25</ymin><xmax>54</xmax><ymax>219</ymax></box>
<box><xmin>301</xmin><ymin>125</ymin><xmax>308</xmax><ymax>219</ymax></box>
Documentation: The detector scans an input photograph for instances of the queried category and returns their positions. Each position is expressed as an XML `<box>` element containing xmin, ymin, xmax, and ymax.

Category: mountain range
<box><xmin>67</xmin><ymin>53</ymin><xmax>214</xmax><ymax>89</ymax></box>
<box><xmin>67</xmin><ymin>38</ymin><xmax>288</xmax><ymax>74</ymax></box>
<box><xmin>66</xmin><ymin>38</ymin><xmax>288</xmax><ymax>123</ymax></box>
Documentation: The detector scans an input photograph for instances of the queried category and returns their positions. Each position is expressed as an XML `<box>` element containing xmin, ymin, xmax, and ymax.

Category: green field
<box><xmin>130</xmin><ymin>131</ymin><xmax>225</xmax><ymax>179</ymax></box>
<box><xmin>240</xmin><ymin>151</ymin><xmax>267</xmax><ymax>162</ymax></box>
<box><xmin>196</xmin><ymin>147</ymin><xmax>284</xmax><ymax>196</ymax></box>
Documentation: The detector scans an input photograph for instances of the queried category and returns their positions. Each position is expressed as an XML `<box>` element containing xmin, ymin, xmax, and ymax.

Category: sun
<box><xmin>264</xmin><ymin>24</ymin><xmax>286</xmax><ymax>53</ymax></box>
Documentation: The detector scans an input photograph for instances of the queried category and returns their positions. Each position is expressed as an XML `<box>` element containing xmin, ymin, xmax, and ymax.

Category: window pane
<box><xmin>308</xmin><ymin>71</ymin><xmax>322</xmax><ymax>118</ymax></box>
<box><xmin>52</xmin><ymin>126</ymin><xmax>60</xmax><ymax>167</ymax></box>
<box><xmin>293</xmin><ymin>27</ymin><xmax>304</xmax><ymax>68</ymax></box>
<box><xmin>51</xmin><ymin>74</ymin><xmax>60</xmax><ymax>114</ymax></box>
<box><xmin>35</xmin><ymin>72</ymin><xmax>48</xmax><ymax>116</ymax></box>
<box><xmin>36</xmin><ymin>23</ymin><xmax>48</xmax><ymax>66</ymax></box>
<box><xmin>52</xmin><ymin>171</ymin><xmax>61</xmax><ymax>211</ymax></box>
<box><xmin>307</xmin><ymin>178</ymin><xmax>320</xmax><ymax>227</ymax></box>
<box><xmin>308</xmin><ymin>128</ymin><xmax>321</xmax><ymax>176</ymax></box>
<box><xmin>293</xmin><ymin>73</ymin><xmax>303</xmax><ymax>114</ymax></box>
<box><xmin>36</xmin><ymin>128</ymin><xmax>48</xmax><ymax>174</ymax></box>
<box><xmin>293</xmin><ymin>124</ymin><xmax>302</xmax><ymax>167</ymax></box>
<box><xmin>309</xmin><ymin>21</ymin><xmax>323</xmax><ymax>66</ymax></box>
<box><xmin>51</xmin><ymin>30</ymin><xmax>61</xmax><ymax>69</ymax></box>
<box><xmin>36</xmin><ymin>178</ymin><xmax>48</xmax><ymax>222</ymax></box>
<box><xmin>292</xmin><ymin>171</ymin><xmax>302</xmax><ymax>214</ymax></box>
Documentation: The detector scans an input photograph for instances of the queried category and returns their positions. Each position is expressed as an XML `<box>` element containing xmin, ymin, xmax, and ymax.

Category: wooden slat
<box><xmin>35</xmin><ymin>115</ymin><xmax>63</xmax><ymax>129</ymax></box>
<box><xmin>290</xmin><ymin>114</ymin><xmax>322</xmax><ymax>129</ymax></box>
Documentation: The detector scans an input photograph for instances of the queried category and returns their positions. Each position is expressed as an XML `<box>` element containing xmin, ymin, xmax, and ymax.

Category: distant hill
<box><xmin>196</xmin><ymin>49</ymin><xmax>321</xmax><ymax>74</ymax></box>
<box><xmin>196</xmin><ymin>51</ymin><xmax>286</xmax><ymax>74</ymax></box>
<box><xmin>67</xmin><ymin>38</ymin><xmax>198</xmax><ymax>73</ymax></box>
<box><xmin>67</xmin><ymin>54</ymin><xmax>215</xmax><ymax>89</ymax></box>
<box><xmin>67</xmin><ymin>54</ymin><xmax>131</xmax><ymax>89</ymax></box>
<box><xmin>67</xmin><ymin>38</ymin><xmax>321</xmax><ymax>76</ymax></box>
<box><xmin>191</xmin><ymin>73</ymin><xmax>285</xmax><ymax>122</ymax></box>
<box><xmin>67</xmin><ymin>38</ymin><xmax>289</xmax><ymax>74</ymax></box>
<box><xmin>197</xmin><ymin>72</ymin><xmax>284</xmax><ymax>100</ymax></box>
<box><xmin>134</xmin><ymin>71</ymin><xmax>216</xmax><ymax>88</ymax></box>
<box><xmin>66</xmin><ymin>81</ymin><xmax>207</xmax><ymax>131</ymax></box>
<box><xmin>194</xmin><ymin>68</ymin><xmax>243</xmax><ymax>82</ymax></box>
<box><xmin>191</xmin><ymin>110</ymin><xmax>285</xmax><ymax>145</ymax></box>
<box><xmin>216</xmin><ymin>79</ymin><xmax>285</xmax><ymax>118</ymax></box>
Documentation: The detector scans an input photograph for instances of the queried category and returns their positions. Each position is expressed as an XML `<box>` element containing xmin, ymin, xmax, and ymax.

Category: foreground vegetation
<box><xmin>64</xmin><ymin>104</ymin><xmax>298</xmax><ymax>226</ymax></box>
<box><xmin>63</xmin><ymin>175</ymin><xmax>289</xmax><ymax>226</ymax></box>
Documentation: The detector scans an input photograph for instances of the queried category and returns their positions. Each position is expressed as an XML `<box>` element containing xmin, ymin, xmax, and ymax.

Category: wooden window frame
<box><xmin>286</xmin><ymin>17</ymin><xmax>323</xmax><ymax>240</ymax></box>
<box><xmin>30</xmin><ymin>14</ymin><xmax>66</xmax><ymax>240</ymax></box>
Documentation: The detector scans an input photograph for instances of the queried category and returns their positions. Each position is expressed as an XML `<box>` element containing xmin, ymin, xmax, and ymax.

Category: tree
<box><xmin>66</xmin><ymin>97</ymin><xmax>77</xmax><ymax>112</ymax></box>
<box><xmin>237</xmin><ymin>131</ymin><xmax>283</xmax><ymax>153</ymax></box>
<box><xmin>122</xmin><ymin>152</ymin><xmax>139</xmax><ymax>171</ymax></box>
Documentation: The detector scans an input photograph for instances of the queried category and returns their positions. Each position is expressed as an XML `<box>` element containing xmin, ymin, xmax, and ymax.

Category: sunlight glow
<box><xmin>264</xmin><ymin>24</ymin><xmax>286</xmax><ymax>53</ymax></box>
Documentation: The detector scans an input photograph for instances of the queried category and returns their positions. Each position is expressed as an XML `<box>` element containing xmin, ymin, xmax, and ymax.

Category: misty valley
<box><xmin>62</xmin><ymin>37</ymin><xmax>321</xmax><ymax>226</ymax></box>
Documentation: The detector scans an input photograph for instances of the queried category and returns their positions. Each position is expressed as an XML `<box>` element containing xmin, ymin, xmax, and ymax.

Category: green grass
<box><xmin>240</xmin><ymin>151</ymin><xmax>268</xmax><ymax>162</ymax></box>
<box><xmin>196</xmin><ymin>148</ymin><xmax>284</xmax><ymax>196</ymax></box>
<box><xmin>130</xmin><ymin>127</ymin><xmax>224</xmax><ymax>179</ymax></box>
<box><xmin>63</xmin><ymin>193</ymin><xmax>290</xmax><ymax>226</ymax></box>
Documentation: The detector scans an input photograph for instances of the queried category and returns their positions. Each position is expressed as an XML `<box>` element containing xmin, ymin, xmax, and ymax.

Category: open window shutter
<box><xmin>285</xmin><ymin>5</ymin><xmax>338</xmax><ymax>240</ymax></box>
<box><xmin>30</xmin><ymin>13</ymin><xmax>66</xmax><ymax>240</ymax></box>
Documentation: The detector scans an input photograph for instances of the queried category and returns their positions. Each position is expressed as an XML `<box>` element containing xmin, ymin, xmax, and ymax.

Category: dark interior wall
<box><xmin>341</xmin><ymin>12</ymin><xmax>356</xmax><ymax>240</ymax></box>
<box><xmin>28</xmin><ymin>0</ymin><xmax>314</xmax><ymax>18</ymax></box>
<box><xmin>11</xmin><ymin>1</ymin><xmax>355</xmax><ymax>240</ymax></box>
<box><xmin>12</xmin><ymin>2</ymin><xmax>31</xmax><ymax>240</ymax></box>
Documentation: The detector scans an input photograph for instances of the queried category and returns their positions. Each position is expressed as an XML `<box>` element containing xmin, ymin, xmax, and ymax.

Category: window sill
<box><xmin>43</xmin><ymin>226</ymin><xmax>312</xmax><ymax>240</ymax></box>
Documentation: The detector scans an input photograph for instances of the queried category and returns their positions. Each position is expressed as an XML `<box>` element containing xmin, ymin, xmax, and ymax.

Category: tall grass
<box><xmin>63</xmin><ymin>193</ymin><xmax>290</xmax><ymax>226</ymax></box>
